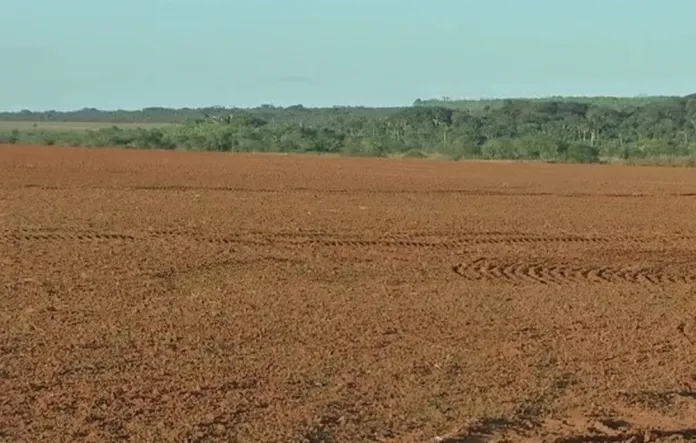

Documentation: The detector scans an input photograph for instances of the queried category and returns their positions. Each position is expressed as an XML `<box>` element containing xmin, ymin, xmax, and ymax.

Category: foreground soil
<box><xmin>2</xmin><ymin>145</ymin><xmax>696</xmax><ymax>442</ymax></box>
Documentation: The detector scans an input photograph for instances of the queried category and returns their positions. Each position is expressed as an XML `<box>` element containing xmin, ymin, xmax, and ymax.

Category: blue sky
<box><xmin>2</xmin><ymin>0</ymin><xmax>695</xmax><ymax>110</ymax></box>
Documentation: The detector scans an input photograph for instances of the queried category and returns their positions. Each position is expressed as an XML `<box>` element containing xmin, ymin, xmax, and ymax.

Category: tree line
<box><xmin>2</xmin><ymin>94</ymin><xmax>696</xmax><ymax>164</ymax></box>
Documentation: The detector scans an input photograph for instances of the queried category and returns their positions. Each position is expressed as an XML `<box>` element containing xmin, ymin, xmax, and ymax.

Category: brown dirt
<box><xmin>2</xmin><ymin>144</ymin><xmax>696</xmax><ymax>442</ymax></box>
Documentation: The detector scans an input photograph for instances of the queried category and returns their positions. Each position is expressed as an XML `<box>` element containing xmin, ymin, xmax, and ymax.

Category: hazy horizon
<box><xmin>2</xmin><ymin>0</ymin><xmax>695</xmax><ymax>112</ymax></box>
<box><xmin>3</xmin><ymin>93</ymin><xmax>695</xmax><ymax>114</ymax></box>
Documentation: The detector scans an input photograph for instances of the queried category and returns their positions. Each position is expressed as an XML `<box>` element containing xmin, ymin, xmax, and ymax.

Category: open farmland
<box><xmin>0</xmin><ymin>121</ymin><xmax>174</xmax><ymax>132</ymax></box>
<box><xmin>3</xmin><ymin>145</ymin><xmax>696</xmax><ymax>442</ymax></box>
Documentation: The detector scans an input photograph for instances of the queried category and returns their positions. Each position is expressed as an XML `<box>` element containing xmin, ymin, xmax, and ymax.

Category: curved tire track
<box><xmin>452</xmin><ymin>258</ymin><xmax>696</xmax><ymax>285</ymax></box>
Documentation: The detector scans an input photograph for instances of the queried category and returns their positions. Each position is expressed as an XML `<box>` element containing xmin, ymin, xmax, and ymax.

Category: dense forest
<box><xmin>2</xmin><ymin>94</ymin><xmax>696</xmax><ymax>164</ymax></box>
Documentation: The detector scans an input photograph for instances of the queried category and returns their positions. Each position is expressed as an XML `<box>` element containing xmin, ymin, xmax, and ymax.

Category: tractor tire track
<box><xmin>452</xmin><ymin>258</ymin><xmax>696</xmax><ymax>285</ymax></box>
<box><xmin>14</xmin><ymin>183</ymin><xmax>696</xmax><ymax>199</ymax></box>
<box><xmin>3</xmin><ymin>227</ymin><xmax>696</xmax><ymax>250</ymax></box>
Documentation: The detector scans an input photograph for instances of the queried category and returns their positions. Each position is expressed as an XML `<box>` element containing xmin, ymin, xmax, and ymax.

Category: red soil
<box><xmin>2</xmin><ymin>144</ymin><xmax>696</xmax><ymax>442</ymax></box>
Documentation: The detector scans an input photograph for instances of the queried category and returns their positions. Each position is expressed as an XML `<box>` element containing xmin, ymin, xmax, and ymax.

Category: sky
<box><xmin>2</xmin><ymin>0</ymin><xmax>695</xmax><ymax>111</ymax></box>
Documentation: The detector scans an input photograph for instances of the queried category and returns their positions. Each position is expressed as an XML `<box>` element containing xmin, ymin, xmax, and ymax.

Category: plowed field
<box><xmin>2</xmin><ymin>144</ymin><xmax>696</xmax><ymax>442</ymax></box>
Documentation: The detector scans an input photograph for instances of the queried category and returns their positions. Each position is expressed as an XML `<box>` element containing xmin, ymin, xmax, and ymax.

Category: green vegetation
<box><xmin>2</xmin><ymin>94</ymin><xmax>696</xmax><ymax>164</ymax></box>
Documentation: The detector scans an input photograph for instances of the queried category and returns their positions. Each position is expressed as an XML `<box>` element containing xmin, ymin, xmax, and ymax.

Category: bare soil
<box><xmin>2</xmin><ymin>144</ymin><xmax>696</xmax><ymax>442</ymax></box>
